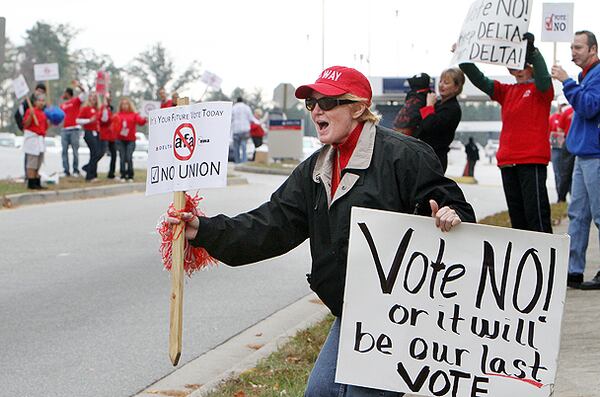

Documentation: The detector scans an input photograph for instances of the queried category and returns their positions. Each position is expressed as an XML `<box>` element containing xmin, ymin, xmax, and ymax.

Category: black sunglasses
<box><xmin>305</xmin><ymin>97</ymin><xmax>357</xmax><ymax>111</ymax></box>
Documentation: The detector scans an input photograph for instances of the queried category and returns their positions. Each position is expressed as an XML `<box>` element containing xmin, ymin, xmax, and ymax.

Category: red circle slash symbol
<box><xmin>173</xmin><ymin>123</ymin><xmax>196</xmax><ymax>161</ymax></box>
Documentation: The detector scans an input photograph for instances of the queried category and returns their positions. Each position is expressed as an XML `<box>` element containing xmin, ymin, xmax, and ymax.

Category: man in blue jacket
<box><xmin>552</xmin><ymin>30</ymin><xmax>600</xmax><ymax>289</ymax></box>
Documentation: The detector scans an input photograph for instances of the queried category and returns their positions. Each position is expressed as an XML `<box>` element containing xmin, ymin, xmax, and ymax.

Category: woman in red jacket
<box><xmin>23</xmin><ymin>94</ymin><xmax>49</xmax><ymax>189</ymax></box>
<box><xmin>98</xmin><ymin>95</ymin><xmax>117</xmax><ymax>179</ymax></box>
<box><xmin>78</xmin><ymin>93</ymin><xmax>101</xmax><ymax>181</ymax></box>
<box><xmin>113</xmin><ymin>98</ymin><xmax>146</xmax><ymax>181</ymax></box>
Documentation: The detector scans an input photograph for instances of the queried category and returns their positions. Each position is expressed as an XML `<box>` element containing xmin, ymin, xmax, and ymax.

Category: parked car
<box><xmin>0</xmin><ymin>132</ymin><xmax>16</xmax><ymax>147</ymax></box>
<box><xmin>44</xmin><ymin>136</ymin><xmax>62</xmax><ymax>154</ymax></box>
<box><xmin>135</xmin><ymin>132</ymin><xmax>149</xmax><ymax>152</ymax></box>
<box><xmin>302</xmin><ymin>136</ymin><xmax>322</xmax><ymax>160</ymax></box>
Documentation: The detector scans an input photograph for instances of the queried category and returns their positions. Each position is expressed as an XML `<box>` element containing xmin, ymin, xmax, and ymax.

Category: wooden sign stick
<box><xmin>25</xmin><ymin>96</ymin><xmax>39</xmax><ymax>126</ymax></box>
<box><xmin>169</xmin><ymin>96</ymin><xmax>190</xmax><ymax>366</ymax></box>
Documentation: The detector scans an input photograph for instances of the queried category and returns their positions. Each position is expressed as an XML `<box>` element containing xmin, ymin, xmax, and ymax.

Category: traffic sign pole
<box><xmin>169</xmin><ymin>96</ymin><xmax>190</xmax><ymax>366</ymax></box>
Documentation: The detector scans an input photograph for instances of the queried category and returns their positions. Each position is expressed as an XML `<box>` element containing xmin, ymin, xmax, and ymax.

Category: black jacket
<box><xmin>417</xmin><ymin>96</ymin><xmax>462</xmax><ymax>159</ymax></box>
<box><xmin>191</xmin><ymin>123</ymin><xmax>475</xmax><ymax>316</ymax></box>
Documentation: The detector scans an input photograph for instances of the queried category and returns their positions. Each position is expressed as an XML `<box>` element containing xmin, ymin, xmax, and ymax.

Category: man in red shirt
<box><xmin>556</xmin><ymin>104</ymin><xmax>575</xmax><ymax>202</ymax></box>
<box><xmin>60</xmin><ymin>81</ymin><xmax>85</xmax><ymax>176</ymax></box>
<box><xmin>549</xmin><ymin>101</ymin><xmax>566</xmax><ymax>199</ymax></box>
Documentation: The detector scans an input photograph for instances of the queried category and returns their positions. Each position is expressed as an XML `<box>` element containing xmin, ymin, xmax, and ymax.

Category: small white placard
<box><xmin>12</xmin><ymin>74</ymin><xmax>30</xmax><ymax>99</ymax></box>
<box><xmin>145</xmin><ymin>101</ymin><xmax>232</xmax><ymax>196</ymax></box>
<box><xmin>34</xmin><ymin>63</ymin><xmax>60</xmax><ymax>81</ymax></box>
<box><xmin>201</xmin><ymin>71</ymin><xmax>223</xmax><ymax>90</ymax></box>
<box><xmin>140</xmin><ymin>100</ymin><xmax>161</xmax><ymax>117</ymax></box>
<box><xmin>541</xmin><ymin>3</ymin><xmax>574</xmax><ymax>42</ymax></box>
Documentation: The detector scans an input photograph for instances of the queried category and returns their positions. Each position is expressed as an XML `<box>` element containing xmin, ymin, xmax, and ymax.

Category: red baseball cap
<box><xmin>295</xmin><ymin>66</ymin><xmax>372</xmax><ymax>103</ymax></box>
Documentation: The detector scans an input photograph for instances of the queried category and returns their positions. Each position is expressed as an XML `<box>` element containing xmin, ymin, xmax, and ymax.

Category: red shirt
<box><xmin>250</xmin><ymin>122</ymin><xmax>265</xmax><ymax>138</ymax></box>
<box><xmin>548</xmin><ymin>112</ymin><xmax>561</xmax><ymax>133</ymax></box>
<box><xmin>114</xmin><ymin>111</ymin><xmax>147</xmax><ymax>141</ymax></box>
<box><xmin>24</xmin><ymin>108</ymin><xmax>48</xmax><ymax>136</ymax></box>
<box><xmin>60</xmin><ymin>96</ymin><xmax>82</xmax><ymax>128</ymax></box>
<box><xmin>492</xmin><ymin>81</ymin><xmax>553</xmax><ymax>166</ymax></box>
<box><xmin>558</xmin><ymin>107</ymin><xmax>574</xmax><ymax>137</ymax></box>
<box><xmin>78</xmin><ymin>106</ymin><xmax>99</xmax><ymax>131</ymax></box>
<box><xmin>98</xmin><ymin>105</ymin><xmax>114</xmax><ymax>141</ymax></box>
<box><xmin>160</xmin><ymin>99</ymin><xmax>174</xmax><ymax>108</ymax></box>
<box><xmin>331</xmin><ymin>122</ymin><xmax>364</xmax><ymax>197</ymax></box>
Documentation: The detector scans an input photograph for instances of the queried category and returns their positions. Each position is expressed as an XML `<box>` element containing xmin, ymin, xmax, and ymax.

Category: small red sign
<box><xmin>173</xmin><ymin>123</ymin><xmax>196</xmax><ymax>161</ymax></box>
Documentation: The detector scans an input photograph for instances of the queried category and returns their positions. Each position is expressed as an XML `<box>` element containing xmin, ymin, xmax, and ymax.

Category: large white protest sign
<box><xmin>337</xmin><ymin>207</ymin><xmax>569</xmax><ymax>397</ymax></box>
<box><xmin>145</xmin><ymin>101</ymin><xmax>232</xmax><ymax>196</ymax></box>
<box><xmin>140</xmin><ymin>100</ymin><xmax>161</xmax><ymax>118</ymax></box>
<box><xmin>12</xmin><ymin>75</ymin><xmax>29</xmax><ymax>99</ymax></box>
<box><xmin>541</xmin><ymin>3</ymin><xmax>574</xmax><ymax>43</ymax></box>
<box><xmin>34</xmin><ymin>63</ymin><xmax>60</xmax><ymax>81</ymax></box>
<box><xmin>452</xmin><ymin>0</ymin><xmax>531</xmax><ymax>69</ymax></box>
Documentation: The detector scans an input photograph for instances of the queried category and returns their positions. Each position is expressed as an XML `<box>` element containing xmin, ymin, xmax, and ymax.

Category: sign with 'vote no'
<box><xmin>337</xmin><ymin>207</ymin><xmax>569</xmax><ymax>397</ymax></box>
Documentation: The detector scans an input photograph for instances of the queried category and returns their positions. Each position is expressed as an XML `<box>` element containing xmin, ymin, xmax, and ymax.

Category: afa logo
<box><xmin>173</xmin><ymin>123</ymin><xmax>197</xmax><ymax>161</ymax></box>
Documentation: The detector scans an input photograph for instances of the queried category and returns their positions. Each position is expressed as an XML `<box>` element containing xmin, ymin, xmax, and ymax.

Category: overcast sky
<box><xmin>3</xmin><ymin>0</ymin><xmax>598</xmax><ymax>100</ymax></box>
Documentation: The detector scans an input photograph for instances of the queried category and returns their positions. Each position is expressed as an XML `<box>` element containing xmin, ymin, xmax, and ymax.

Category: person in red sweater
<box><xmin>556</xmin><ymin>104</ymin><xmax>575</xmax><ymax>202</ymax></box>
<box><xmin>459</xmin><ymin>33</ymin><xmax>554</xmax><ymax>233</ymax></box>
<box><xmin>59</xmin><ymin>80</ymin><xmax>85</xmax><ymax>176</ymax></box>
<box><xmin>249</xmin><ymin>108</ymin><xmax>265</xmax><ymax>161</ymax></box>
<box><xmin>98</xmin><ymin>94</ymin><xmax>117</xmax><ymax>179</ymax></box>
<box><xmin>77</xmin><ymin>93</ymin><xmax>102</xmax><ymax>182</ymax></box>
<box><xmin>113</xmin><ymin>98</ymin><xmax>147</xmax><ymax>181</ymax></box>
<box><xmin>549</xmin><ymin>102</ymin><xmax>566</xmax><ymax>197</ymax></box>
<box><xmin>159</xmin><ymin>87</ymin><xmax>173</xmax><ymax>108</ymax></box>
<box><xmin>23</xmin><ymin>94</ymin><xmax>49</xmax><ymax>189</ymax></box>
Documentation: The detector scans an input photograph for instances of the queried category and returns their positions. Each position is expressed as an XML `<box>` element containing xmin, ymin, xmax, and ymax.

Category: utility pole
<box><xmin>0</xmin><ymin>17</ymin><xmax>6</xmax><ymax>66</ymax></box>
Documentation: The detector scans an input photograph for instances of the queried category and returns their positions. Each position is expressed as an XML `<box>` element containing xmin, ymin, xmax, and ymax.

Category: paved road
<box><xmin>0</xmin><ymin>173</ymin><xmax>312</xmax><ymax>397</ymax></box>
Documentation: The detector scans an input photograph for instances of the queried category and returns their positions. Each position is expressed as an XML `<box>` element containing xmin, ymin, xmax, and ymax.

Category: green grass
<box><xmin>478</xmin><ymin>201</ymin><xmax>568</xmax><ymax>228</ymax></box>
<box><xmin>204</xmin><ymin>314</ymin><xmax>335</xmax><ymax>397</ymax></box>
<box><xmin>203</xmin><ymin>202</ymin><xmax>570</xmax><ymax>397</ymax></box>
<box><xmin>0</xmin><ymin>170</ymin><xmax>148</xmax><ymax>197</ymax></box>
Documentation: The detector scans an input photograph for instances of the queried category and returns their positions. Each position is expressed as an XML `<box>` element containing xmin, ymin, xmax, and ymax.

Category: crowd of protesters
<box><xmin>389</xmin><ymin>31</ymin><xmax>600</xmax><ymax>291</ymax></box>
<box><xmin>13</xmin><ymin>83</ymin><xmax>179</xmax><ymax>187</ymax></box>
<box><xmin>13</xmin><ymin>29</ymin><xmax>600</xmax><ymax>294</ymax></box>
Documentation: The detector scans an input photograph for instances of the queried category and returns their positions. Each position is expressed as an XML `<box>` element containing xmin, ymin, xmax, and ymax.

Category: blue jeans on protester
<box><xmin>304</xmin><ymin>317</ymin><xmax>404</xmax><ymax>397</ymax></box>
<box><xmin>232</xmin><ymin>132</ymin><xmax>249</xmax><ymax>163</ymax></box>
<box><xmin>551</xmin><ymin>147</ymin><xmax>562</xmax><ymax>198</ymax></box>
<box><xmin>61</xmin><ymin>127</ymin><xmax>81</xmax><ymax>175</ymax></box>
<box><xmin>83</xmin><ymin>130</ymin><xmax>101</xmax><ymax>180</ymax></box>
<box><xmin>101</xmin><ymin>140</ymin><xmax>117</xmax><ymax>178</ymax></box>
<box><xmin>117</xmin><ymin>140</ymin><xmax>136</xmax><ymax>179</ymax></box>
<box><xmin>567</xmin><ymin>157</ymin><xmax>600</xmax><ymax>275</ymax></box>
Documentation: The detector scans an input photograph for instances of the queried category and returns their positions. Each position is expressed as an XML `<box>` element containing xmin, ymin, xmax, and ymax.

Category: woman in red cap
<box><xmin>169</xmin><ymin>66</ymin><xmax>475</xmax><ymax>396</ymax></box>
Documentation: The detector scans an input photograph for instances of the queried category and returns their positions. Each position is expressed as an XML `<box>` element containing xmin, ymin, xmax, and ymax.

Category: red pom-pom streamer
<box><xmin>157</xmin><ymin>192</ymin><xmax>218</xmax><ymax>276</ymax></box>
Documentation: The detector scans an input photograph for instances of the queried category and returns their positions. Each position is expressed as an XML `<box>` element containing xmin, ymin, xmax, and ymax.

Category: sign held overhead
<box><xmin>452</xmin><ymin>0</ymin><xmax>532</xmax><ymax>69</ymax></box>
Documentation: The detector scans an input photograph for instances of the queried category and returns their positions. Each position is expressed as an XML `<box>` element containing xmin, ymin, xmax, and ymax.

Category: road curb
<box><xmin>2</xmin><ymin>176</ymin><xmax>248</xmax><ymax>208</ymax></box>
<box><xmin>234</xmin><ymin>163</ymin><xmax>295</xmax><ymax>176</ymax></box>
<box><xmin>134</xmin><ymin>293</ymin><xmax>329</xmax><ymax>397</ymax></box>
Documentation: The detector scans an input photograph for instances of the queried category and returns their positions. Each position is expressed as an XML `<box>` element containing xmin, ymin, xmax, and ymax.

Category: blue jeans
<box><xmin>101</xmin><ymin>140</ymin><xmax>117</xmax><ymax>178</ymax></box>
<box><xmin>232</xmin><ymin>132</ymin><xmax>249</xmax><ymax>163</ymax></box>
<box><xmin>117</xmin><ymin>140</ymin><xmax>136</xmax><ymax>179</ymax></box>
<box><xmin>83</xmin><ymin>130</ymin><xmax>101</xmax><ymax>180</ymax></box>
<box><xmin>551</xmin><ymin>147</ymin><xmax>562</xmax><ymax>198</ymax></box>
<box><xmin>305</xmin><ymin>318</ymin><xmax>404</xmax><ymax>397</ymax></box>
<box><xmin>567</xmin><ymin>157</ymin><xmax>600</xmax><ymax>275</ymax></box>
<box><xmin>61</xmin><ymin>127</ymin><xmax>81</xmax><ymax>174</ymax></box>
